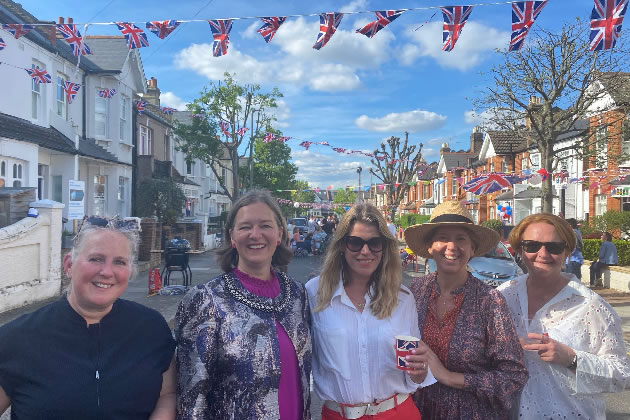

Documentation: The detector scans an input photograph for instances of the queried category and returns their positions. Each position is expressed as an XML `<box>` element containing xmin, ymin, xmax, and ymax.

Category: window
<box><xmin>12</xmin><ymin>163</ymin><xmax>23</xmax><ymax>187</ymax></box>
<box><xmin>95</xmin><ymin>93</ymin><xmax>108</xmax><ymax>137</ymax></box>
<box><xmin>451</xmin><ymin>177</ymin><xmax>457</xmax><ymax>196</ymax></box>
<box><xmin>139</xmin><ymin>125</ymin><xmax>153</xmax><ymax>155</ymax></box>
<box><xmin>531</xmin><ymin>154</ymin><xmax>540</xmax><ymax>171</ymax></box>
<box><xmin>31</xmin><ymin>63</ymin><xmax>43</xmax><ymax>120</ymax></box>
<box><xmin>118</xmin><ymin>176</ymin><xmax>127</xmax><ymax>201</ymax></box>
<box><xmin>521</xmin><ymin>157</ymin><xmax>528</xmax><ymax>171</ymax></box>
<box><xmin>0</xmin><ymin>160</ymin><xmax>5</xmax><ymax>187</ymax></box>
<box><xmin>595</xmin><ymin>126</ymin><xmax>607</xmax><ymax>167</ymax></box>
<box><xmin>501</xmin><ymin>160</ymin><xmax>508</xmax><ymax>173</ymax></box>
<box><xmin>56</xmin><ymin>74</ymin><xmax>67</xmax><ymax>120</ymax></box>
<box><xmin>52</xmin><ymin>175</ymin><xmax>63</xmax><ymax>202</ymax></box>
<box><xmin>164</xmin><ymin>135</ymin><xmax>170</xmax><ymax>160</ymax></box>
<box><xmin>37</xmin><ymin>164</ymin><xmax>48</xmax><ymax>200</ymax></box>
<box><xmin>187</xmin><ymin>161</ymin><xmax>194</xmax><ymax>176</ymax></box>
<box><xmin>221</xmin><ymin>167</ymin><xmax>227</xmax><ymax>180</ymax></box>
<box><xmin>595</xmin><ymin>194</ymin><xmax>607</xmax><ymax>217</ymax></box>
<box><xmin>93</xmin><ymin>175</ymin><xmax>107</xmax><ymax>216</ymax></box>
<box><xmin>622</xmin><ymin>118</ymin><xmax>630</xmax><ymax>166</ymax></box>
<box><xmin>120</xmin><ymin>96</ymin><xmax>128</xmax><ymax>141</ymax></box>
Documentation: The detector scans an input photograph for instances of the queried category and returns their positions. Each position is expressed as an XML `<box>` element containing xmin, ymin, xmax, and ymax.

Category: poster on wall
<box><xmin>68</xmin><ymin>180</ymin><xmax>85</xmax><ymax>220</ymax></box>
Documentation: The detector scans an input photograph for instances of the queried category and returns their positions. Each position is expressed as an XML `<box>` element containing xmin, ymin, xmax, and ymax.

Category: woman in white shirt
<box><xmin>306</xmin><ymin>203</ymin><xmax>435</xmax><ymax>420</ymax></box>
<box><xmin>498</xmin><ymin>213</ymin><xmax>630</xmax><ymax>419</ymax></box>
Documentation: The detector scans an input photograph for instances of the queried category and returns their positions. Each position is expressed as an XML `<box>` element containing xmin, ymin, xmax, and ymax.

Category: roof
<box><xmin>82</xmin><ymin>37</ymin><xmax>131</xmax><ymax>72</ymax></box>
<box><xmin>0</xmin><ymin>112</ymin><xmax>120</xmax><ymax>163</ymax></box>
<box><xmin>485</xmin><ymin>131</ymin><xmax>528</xmax><ymax>154</ymax></box>
<box><xmin>442</xmin><ymin>152</ymin><xmax>477</xmax><ymax>170</ymax></box>
<box><xmin>141</xmin><ymin>105</ymin><xmax>174</xmax><ymax>128</ymax></box>
<box><xmin>417</xmin><ymin>163</ymin><xmax>438</xmax><ymax>181</ymax></box>
<box><xmin>556</xmin><ymin>119</ymin><xmax>588</xmax><ymax>142</ymax></box>
<box><xmin>597</xmin><ymin>72</ymin><xmax>630</xmax><ymax>106</ymax></box>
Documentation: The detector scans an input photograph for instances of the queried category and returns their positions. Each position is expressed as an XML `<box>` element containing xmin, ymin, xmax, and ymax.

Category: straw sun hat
<box><xmin>404</xmin><ymin>200</ymin><xmax>500</xmax><ymax>259</ymax></box>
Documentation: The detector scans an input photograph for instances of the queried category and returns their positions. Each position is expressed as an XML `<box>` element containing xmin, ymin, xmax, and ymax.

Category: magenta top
<box><xmin>233</xmin><ymin>268</ymin><xmax>303</xmax><ymax>420</ymax></box>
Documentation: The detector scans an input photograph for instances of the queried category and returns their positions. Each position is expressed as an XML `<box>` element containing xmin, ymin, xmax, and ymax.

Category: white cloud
<box><xmin>160</xmin><ymin>91</ymin><xmax>188</xmax><ymax>110</ymax></box>
<box><xmin>270</xmin><ymin>99</ymin><xmax>291</xmax><ymax>129</ymax></box>
<box><xmin>399</xmin><ymin>21</ymin><xmax>510</xmax><ymax>71</ymax></box>
<box><xmin>292</xmin><ymin>149</ymin><xmax>370</xmax><ymax>189</ymax></box>
<box><xmin>355</xmin><ymin>110</ymin><xmax>447</xmax><ymax>133</ymax></box>
<box><xmin>340</xmin><ymin>0</ymin><xmax>369</xmax><ymax>13</ymax></box>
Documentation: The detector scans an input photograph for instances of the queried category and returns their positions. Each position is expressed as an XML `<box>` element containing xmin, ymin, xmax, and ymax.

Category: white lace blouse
<box><xmin>498</xmin><ymin>273</ymin><xmax>630</xmax><ymax>419</ymax></box>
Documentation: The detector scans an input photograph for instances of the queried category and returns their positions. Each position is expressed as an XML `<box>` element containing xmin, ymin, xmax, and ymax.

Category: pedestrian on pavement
<box><xmin>306</xmin><ymin>203</ymin><xmax>435</xmax><ymax>420</ymax></box>
<box><xmin>498</xmin><ymin>214</ymin><xmax>630</xmax><ymax>419</ymax></box>
<box><xmin>590</xmin><ymin>231</ymin><xmax>618</xmax><ymax>287</ymax></box>
<box><xmin>564</xmin><ymin>218</ymin><xmax>583</xmax><ymax>280</ymax></box>
<box><xmin>404</xmin><ymin>200</ymin><xmax>527</xmax><ymax>420</ymax></box>
<box><xmin>308</xmin><ymin>216</ymin><xmax>316</xmax><ymax>234</ymax></box>
<box><xmin>175</xmin><ymin>190</ymin><xmax>311</xmax><ymax>420</ymax></box>
<box><xmin>0</xmin><ymin>216</ymin><xmax>177</xmax><ymax>419</ymax></box>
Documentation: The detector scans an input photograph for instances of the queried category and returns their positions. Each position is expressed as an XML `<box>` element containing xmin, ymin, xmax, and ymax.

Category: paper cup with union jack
<box><xmin>395</xmin><ymin>335</ymin><xmax>420</xmax><ymax>370</ymax></box>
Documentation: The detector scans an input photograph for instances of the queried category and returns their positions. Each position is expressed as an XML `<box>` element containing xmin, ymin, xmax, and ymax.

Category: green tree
<box><xmin>174</xmin><ymin>72</ymin><xmax>282</xmax><ymax>203</ymax></box>
<box><xmin>291</xmin><ymin>180</ymin><xmax>315</xmax><ymax>217</ymax></box>
<box><xmin>592</xmin><ymin>210</ymin><xmax>630</xmax><ymax>239</ymax></box>
<box><xmin>135</xmin><ymin>177</ymin><xmax>187</xmax><ymax>225</ymax></box>
<box><xmin>333</xmin><ymin>189</ymin><xmax>357</xmax><ymax>215</ymax></box>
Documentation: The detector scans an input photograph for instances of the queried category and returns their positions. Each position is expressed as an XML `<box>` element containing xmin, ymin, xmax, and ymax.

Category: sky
<box><xmin>15</xmin><ymin>0</ymin><xmax>606</xmax><ymax>189</ymax></box>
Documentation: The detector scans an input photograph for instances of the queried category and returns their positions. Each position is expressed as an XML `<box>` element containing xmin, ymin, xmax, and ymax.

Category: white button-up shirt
<box><xmin>498</xmin><ymin>273</ymin><xmax>630</xmax><ymax>420</ymax></box>
<box><xmin>306</xmin><ymin>275</ymin><xmax>436</xmax><ymax>404</ymax></box>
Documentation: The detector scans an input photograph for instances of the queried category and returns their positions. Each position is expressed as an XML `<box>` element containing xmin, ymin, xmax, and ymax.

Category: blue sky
<box><xmin>17</xmin><ymin>0</ymin><xmax>602</xmax><ymax>189</ymax></box>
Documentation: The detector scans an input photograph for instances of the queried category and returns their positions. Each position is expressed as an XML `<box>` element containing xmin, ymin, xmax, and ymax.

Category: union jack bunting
<box><xmin>236</xmin><ymin>127</ymin><xmax>249</xmax><ymax>136</ymax></box>
<box><xmin>332</xmin><ymin>147</ymin><xmax>347</xmax><ymax>153</ymax></box>
<box><xmin>441</xmin><ymin>6</ymin><xmax>474</xmax><ymax>52</ymax></box>
<box><xmin>279</xmin><ymin>136</ymin><xmax>292</xmax><ymax>142</ymax></box>
<box><xmin>25</xmin><ymin>67</ymin><xmax>52</xmax><ymax>84</ymax></box>
<box><xmin>146</xmin><ymin>20</ymin><xmax>181</xmax><ymax>39</ymax></box>
<box><xmin>161</xmin><ymin>107</ymin><xmax>176</xmax><ymax>115</ymax></box>
<box><xmin>509</xmin><ymin>1</ymin><xmax>548</xmax><ymax>51</ymax></box>
<box><xmin>208</xmin><ymin>19</ymin><xmax>232</xmax><ymax>57</ymax></box>
<box><xmin>590</xmin><ymin>0</ymin><xmax>629</xmax><ymax>51</ymax></box>
<box><xmin>56</xmin><ymin>24</ymin><xmax>91</xmax><ymax>56</ymax></box>
<box><xmin>257</xmin><ymin>17</ymin><xmax>286</xmax><ymax>43</ymax></box>
<box><xmin>299</xmin><ymin>141</ymin><xmax>313</xmax><ymax>150</ymax></box>
<box><xmin>0</xmin><ymin>37</ymin><xmax>5</xmax><ymax>50</ymax></box>
<box><xmin>62</xmin><ymin>80</ymin><xmax>81</xmax><ymax>104</ymax></box>
<box><xmin>313</xmin><ymin>13</ymin><xmax>344</xmax><ymax>50</ymax></box>
<box><xmin>263</xmin><ymin>132</ymin><xmax>276</xmax><ymax>143</ymax></box>
<box><xmin>463</xmin><ymin>173</ymin><xmax>526</xmax><ymax>195</ymax></box>
<box><xmin>2</xmin><ymin>24</ymin><xmax>34</xmax><ymax>39</ymax></box>
<box><xmin>356</xmin><ymin>10</ymin><xmax>405</xmax><ymax>38</ymax></box>
<box><xmin>219</xmin><ymin>121</ymin><xmax>231</xmax><ymax>136</ymax></box>
<box><xmin>115</xmin><ymin>22</ymin><xmax>150</xmax><ymax>49</ymax></box>
<box><xmin>135</xmin><ymin>100</ymin><xmax>147</xmax><ymax>114</ymax></box>
<box><xmin>98</xmin><ymin>88</ymin><xmax>116</xmax><ymax>98</ymax></box>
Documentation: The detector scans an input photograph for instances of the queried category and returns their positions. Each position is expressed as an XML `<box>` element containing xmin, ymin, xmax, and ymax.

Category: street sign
<box><xmin>68</xmin><ymin>180</ymin><xmax>85</xmax><ymax>220</ymax></box>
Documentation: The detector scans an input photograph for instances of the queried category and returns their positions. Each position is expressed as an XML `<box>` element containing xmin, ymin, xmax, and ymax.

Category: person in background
<box><xmin>307</xmin><ymin>203</ymin><xmax>435</xmax><ymax>420</ymax></box>
<box><xmin>312</xmin><ymin>225</ymin><xmax>327</xmax><ymax>255</ymax></box>
<box><xmin>499</xmin><ymin>214</ymin><xmax>630</xmax><ymax>419</ymax></box>
<box><xmin>405</xmin><ymin>200</ymin><xmax>527</xmax><ymax>419</ymax></box>
<box><xmin>387</xmin><ymin>218</ymin><xmax>397</xmax><ymax>238</ymax></box>
<box><xmin>590</xmin><ymin>231</ymin><xmax>618</xmax><ymax>287</ymax></box>
<box><xmin>564</xmin><ymin>218</ymin><xmax>583</xmax><ymax>280</ymax></box>
<box><xmin>322</xmin><ymin>215</ymin><xmax>334</xmax><ymax>236</ymax></box>
<box><xmin>176</xmin><ymin>190</ymin><xmax>311</xmax><ymax>419</ymax></box>
<box><xmin>0</xmin><ymin>217</ymin><xmax>176</xmax><ymax>419</ymax></box>
<box><xmin>308</xmin><ymin>216</ymin><xmax>317</xmax><ymax>235</ymax></box>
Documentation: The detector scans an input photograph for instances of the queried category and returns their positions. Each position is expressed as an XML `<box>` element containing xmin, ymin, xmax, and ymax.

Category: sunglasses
<box><xmin>344</xmin><ymin>236</ymin><xmax>386</xmax><ymax>253</ymax></box>
<box><xmin>520</xmin><ymin>240</ymin><xmax>566</xmax><ymax>255</ymax></box>
<box><xmin>76</xmin><ymin>216</ymin><xmax>140</xmax><ymax>238</ymax></box>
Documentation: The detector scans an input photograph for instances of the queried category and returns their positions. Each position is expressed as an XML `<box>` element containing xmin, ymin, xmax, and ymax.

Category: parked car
<box><xmin>425</xmin><ymin>241</ymin><xmax>523</xmax><ymax>287</ymax></box>
<box><xmin>288</xmin><ymin>217</ymin><xmax>309</xmax><ymax>235</ymax></box>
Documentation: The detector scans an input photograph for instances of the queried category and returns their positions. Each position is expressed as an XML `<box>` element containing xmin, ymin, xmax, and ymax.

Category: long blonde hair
<box><xmin>316</xmin><ymin>203</ymin><xmax>402</xmax><ymax>319</ymax></box>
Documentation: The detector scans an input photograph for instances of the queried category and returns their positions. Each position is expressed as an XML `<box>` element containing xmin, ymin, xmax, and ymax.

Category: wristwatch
<box><xmin>567</xmin><ymin>354</ymin><xmax>577</xmax><ymax>370</ymax></box>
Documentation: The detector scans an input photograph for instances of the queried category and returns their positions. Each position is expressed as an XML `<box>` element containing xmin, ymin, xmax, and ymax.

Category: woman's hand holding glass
<box><xmin>521</xmin><ymin>333</ymin><xmax>577</xmax><ymax>367</ymax></box>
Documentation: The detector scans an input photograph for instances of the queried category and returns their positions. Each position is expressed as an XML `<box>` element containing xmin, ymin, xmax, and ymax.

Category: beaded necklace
<box><xmin>224</xmin><ymin>271</ymin><xmax>293</xmax><ymax>313</ymax></box>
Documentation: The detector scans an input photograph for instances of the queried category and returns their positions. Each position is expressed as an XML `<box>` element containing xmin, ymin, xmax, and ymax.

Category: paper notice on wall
<box><xmin>68</xmin><ymin>180</ymin><xmax>85</xmax><ymax>220</ymax></box>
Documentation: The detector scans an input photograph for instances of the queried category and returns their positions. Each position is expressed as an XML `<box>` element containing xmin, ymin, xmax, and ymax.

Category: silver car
<box><xmin>425</xmin><ymin>241</ymin><xmax>523</xmax><ymax>287</ymax></box>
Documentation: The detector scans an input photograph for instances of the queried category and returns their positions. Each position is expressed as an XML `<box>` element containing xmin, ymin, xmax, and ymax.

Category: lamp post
<box><xmin>357</xmin><ymin>166</ymin><xmax>363</xmax><ymax>202</ymax></box>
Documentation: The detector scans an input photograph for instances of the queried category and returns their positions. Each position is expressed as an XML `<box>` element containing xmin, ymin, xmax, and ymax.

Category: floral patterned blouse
<box><xmin>410</xmin><ymin>272</ymin><xmax>528</xmax><ymax>420</ymax></box>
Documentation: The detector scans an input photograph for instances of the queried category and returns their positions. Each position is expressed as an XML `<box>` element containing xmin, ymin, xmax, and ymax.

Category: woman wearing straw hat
<box><xmin>404</xmin><ymin>200</ymin><xmax>527</xmax><ymax>420</ymax></box>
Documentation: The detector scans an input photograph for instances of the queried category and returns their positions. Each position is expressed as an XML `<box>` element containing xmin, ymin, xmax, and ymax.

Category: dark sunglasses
<box><xmin>520</xmin><ymin>240</ymin><xmax>566</xmax><ymax>255</ymax></box>
<box><xmin>76</xmin><ymin>216</ymin><xmax>140</xmax><ymax>237</ymax></box>
<box><xmin>344</xmin><ymin>236</ymin><xmax>386</xmax><ymax>253</ymax></box>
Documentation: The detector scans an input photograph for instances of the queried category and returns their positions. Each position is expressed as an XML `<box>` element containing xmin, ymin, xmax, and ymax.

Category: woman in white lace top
<box><xmin>498</xmin><ymin>213</ymin><xmax>630</xmax><ymax>419</ymax></box>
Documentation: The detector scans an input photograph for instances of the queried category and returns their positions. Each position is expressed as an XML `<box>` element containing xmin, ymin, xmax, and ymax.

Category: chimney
<box><xmin>525</xmin><ymin>96</ymin><xmax>542</xmax><ymax>130</ymax></box>
<box><xmin>56</xmin><ymin>17</ymin><xmax>65</xmax><ymax>40</ymax></box>
<box><xmin>440</xmin><ymin>142</ymin><xmax>451</xmax><ymax>154</ymax></box>
<box><xmin>37</xmin><ymin>20</ymin><xmax>57</xmax><ymax>46</ymax></box>
<box><xmin>470</xmin><ymin>126</ymin><xmax>484</xmax><ymax>154</ymax></box>
<box><xmin>144</xmin><ymin>77</ymin><xmax>161</xmax><ymax>106</ymax></box>
<box><xmin>67</xmin><ymin>17</ymin><xmax>73</xmax><ymax>24</ymax></box>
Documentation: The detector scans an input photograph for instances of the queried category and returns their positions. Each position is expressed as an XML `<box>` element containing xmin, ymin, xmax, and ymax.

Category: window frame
<box><xmin>56</xmin><ymin>73</ymin><xmax>68</xmax><ymax>120</ymax></box>
<box><xmin>31</xmin><ymin>62</ymin><xmax>43</xmax><ymax>120</ymax></box>
<box><xmin>95</xmin><ymin>91</ymin><xmax>108</xmax><ymax>138</ymax></box>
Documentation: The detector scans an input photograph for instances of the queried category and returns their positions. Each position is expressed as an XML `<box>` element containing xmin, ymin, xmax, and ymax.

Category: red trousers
<box><xmin>321</xmin><ymin>396</ymin><xmax>421</xmax><ymax>420</ymax></box>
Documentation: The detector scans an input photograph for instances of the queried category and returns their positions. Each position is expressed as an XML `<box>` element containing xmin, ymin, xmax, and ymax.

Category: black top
<box><xmin>0</xmin><ymin>297</ymin><xmax>175</xmax><ymax>420</ymax></box>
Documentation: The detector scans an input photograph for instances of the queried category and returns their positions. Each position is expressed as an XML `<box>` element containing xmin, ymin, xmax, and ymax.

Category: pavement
<box><xmin>2</xmin><ymin>252</ymin><xmax>630</xmax><ymax>419</ymax></box>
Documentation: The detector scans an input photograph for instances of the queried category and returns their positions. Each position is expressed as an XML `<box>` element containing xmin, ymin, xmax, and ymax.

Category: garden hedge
<box><xmin>583</xmin><ymin>239</ymin><xmax>630</xmax><ymax>266</ymax></box>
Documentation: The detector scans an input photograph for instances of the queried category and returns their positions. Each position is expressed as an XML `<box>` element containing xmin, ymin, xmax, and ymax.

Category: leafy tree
<box><xmin>592</xmin><ymin>210</ymin><xmax>630</xmax><ymax>239</ymax></box>
<box><xmin>370</xmin><ymin>133</ymin><xmax>424</xmax><ymax>219</ymax></box>
<box><xmin>475</xmin><ymin>20</ymin><xmax>629</xmax><ymax>212</ymax></box>
<box><xmin>174</xmin><ymin>72</ymin><xmax>282</xmax><ymax>203</ymax></box>
<box><xmin>135</xmin><ymin>177</ymin><xmax>187</xmax><ymax>225</ymax></box>
<box><xmin>333</xmin><ymin>189</ymin><xmax>357</xmax><ymax>215</ymax></box>
<box><xmin>291</xmin><ymin>180</ymin><xmax>315</xmax><ymax>217</ymax></box>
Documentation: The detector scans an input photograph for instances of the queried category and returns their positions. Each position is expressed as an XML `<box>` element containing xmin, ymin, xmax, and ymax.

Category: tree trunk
<box><xmin>541</xmin><ymin>145</ymin><xmax>554</xmax><ymax>213</ymax></box>
<box><xmin>232</xmin><ymin>151</ymin><xmax>240</xmax><ymax>202</ymax></box>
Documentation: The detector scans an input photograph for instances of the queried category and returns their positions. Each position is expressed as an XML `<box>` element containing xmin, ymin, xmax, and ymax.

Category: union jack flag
<box><xmin>219</xmin><ymin>121</ymin><xmax>231</xmax><ymax>136</ymax></box>
<box><xmin>115</xmin><ymin>22</ymin><xmax>150</xmax><ymax>49</ymax></box>
<box><xmin>99</xmin><ymin>88</ymin><xmax>116</xmax><ymax>98</ymax></box>
<box><xmin>56</xmin><ymin>24</ymin><xmax>91</xmax><ymax>56</ymax></box>
<box><xmin>279</xmin><ymin>136</ymin><xmax>291</xmax><ymax>143</ymax></box>
<box><xmin>0</xmin><ymin>37</ymin><xmax>5</xmax><ymax>50</ymax></box>
<box><xmin>25</xmin><ymin>67</ymin><xmax>52</xmax><ymax>84</ymax></box>
<box><xmin>236</xmin><ymin>127</ymin><xmax>249</xmax><ymax>136</ymax></box>
<box><xmin>313</xmin><ymin>13</ymin><xmax>344</xmax><ymax>50</ymax></box>
<box><xmin>135</xmin><ymin>100</ymin><xmax>147</xmax><ymax>114</ymax></box>
<box><xmin>299</xmin><ymin>141</ymin><xmax>313</xmax><ymax>150</ymax></box>
<box><xmin>463</xmin><ymin>173</ymin><xmax>526</xmax><ymax>195</ymax></box>
<box><xmin>146</xmin><ymin>20</ymin><xmax>181</xmax><ymax>39</ymax></box>
<box><xmin>161</xmin><ymin>107</ymin><xmax>176</xmax><ymax>115</ymax></box>
<box><xmin>356</xmin><ymin>10</ymin><xmax>405</xmax><ymax>38</ymax></box>
<box><xmin>2</xmin><ymin>24</ymin><xmax>33</xmax><ymax>39</ymax></box>
<box><xmin>62</xmin><ymin>80</ymin><xmax>81</xmax><ymax>104</ymax></box>
<box><xmin>509</xmin><ymin>1</ymin><xmax>548</xmax><ymax>51</ymax></box>
<box><xmin>257</xmin><ymin>17</ymin><xmax>286</xmax><ymax>43</ymax></box>
<box><xmin>263</xmin><ymin>132</ymin><xmax>276</xmax><ymax>143</ymax></box>
<box><xmin>396</xmin><ymin>338</ymin><xmax>418</xmax><ymax>351</ymax></box>
<box><xmin>332</xmin><ymin>147</ymin><xmax>347</xmax><ymax>153</ymax></box>
<box><xmin>441</xmin><ymin>6</ymin><xmax>474</xmax><ymax>52</ymax></box>
<box><xmin>208</xmin><ymin>19</ymin><xmax>232</xmax><ymax>57</ymax></box>
<box><xmin>590</xmin><ymin>0</ymin><xmax>629</xmax><ymax>51</ymax></box>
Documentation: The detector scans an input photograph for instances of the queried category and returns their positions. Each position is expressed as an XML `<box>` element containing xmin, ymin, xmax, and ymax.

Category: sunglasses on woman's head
<box><xmin>344</xmin><ymin>236</ymin><xmax>386</xmax><ymax>253</ymax></box>
<box><xmin>76</xmin><ymin>216</ymin><xmax>140</xmax><ymax>237</ymax></box>
<box><xmin>520</xmin><ymin>240</ymin><xmax>566</xmax><ymax>255</ymax></box>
